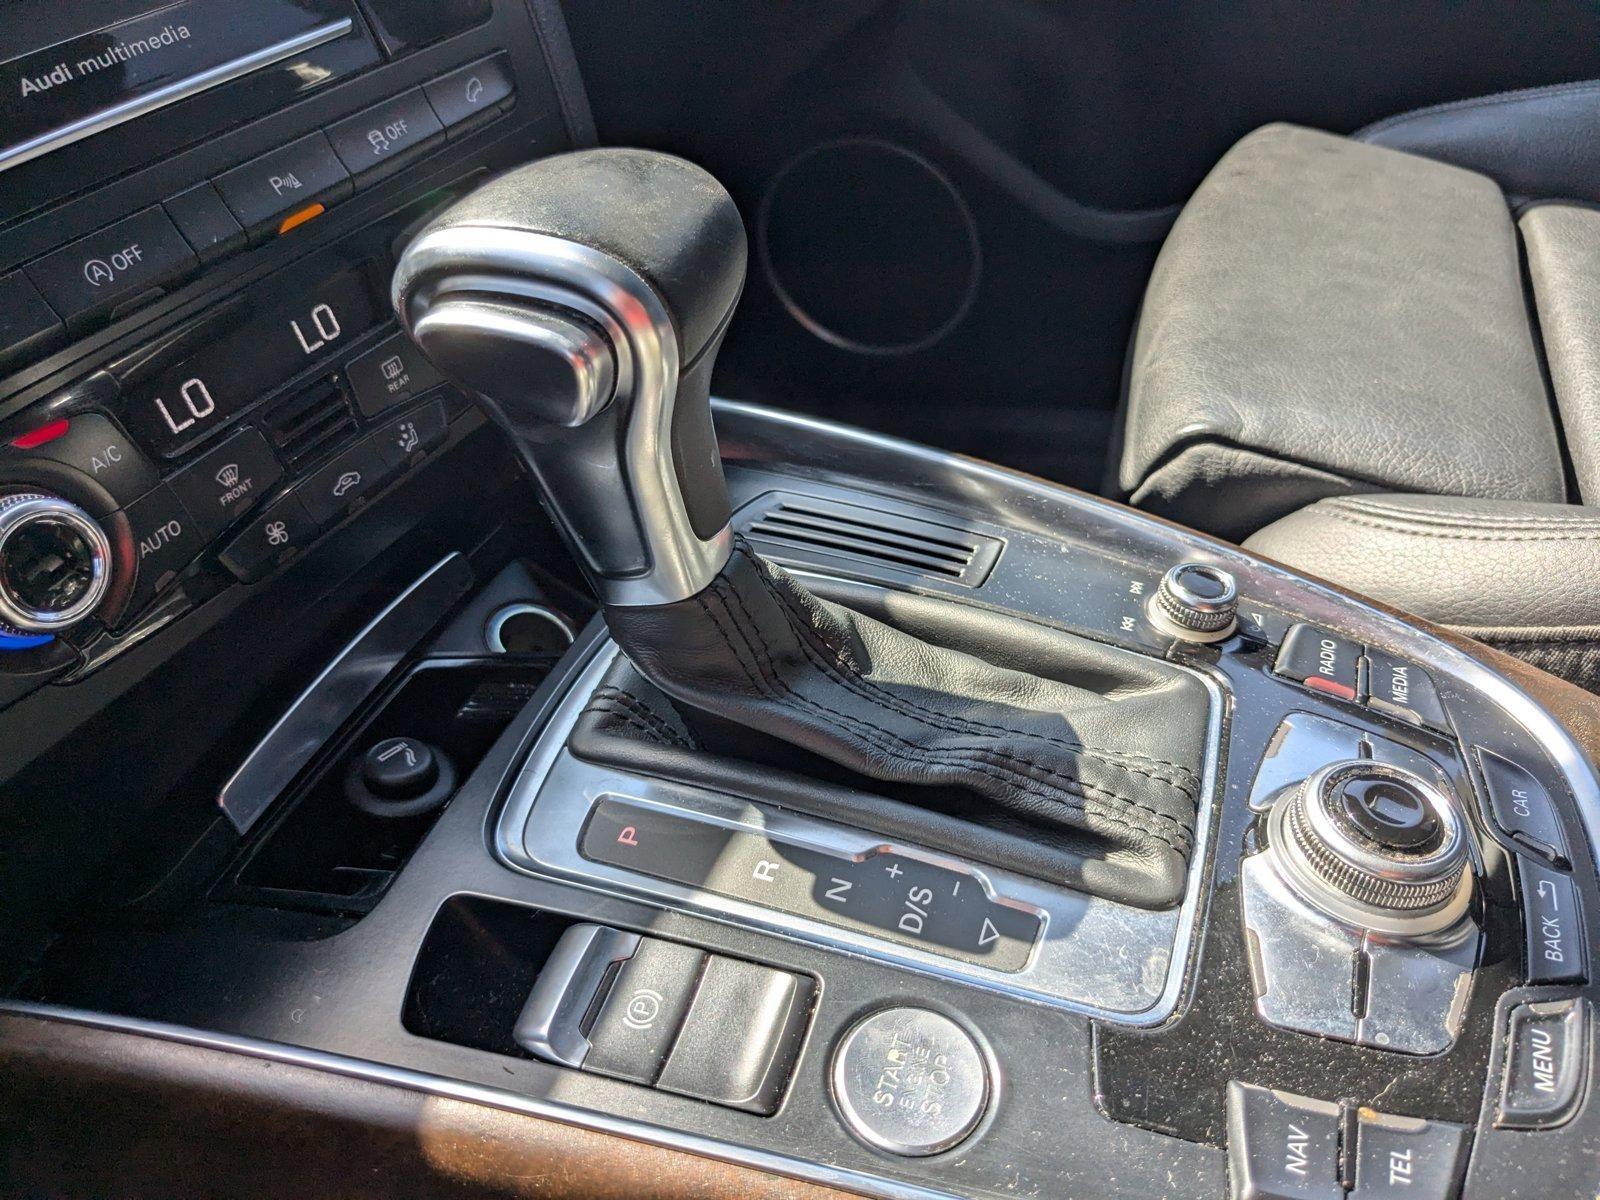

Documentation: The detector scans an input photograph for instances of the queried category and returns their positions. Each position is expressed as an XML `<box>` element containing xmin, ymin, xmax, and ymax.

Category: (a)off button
<box><xmin>832</xmin><ymin>1008</ymin><xmax>989</xmax><ymax>1156</ymax></box>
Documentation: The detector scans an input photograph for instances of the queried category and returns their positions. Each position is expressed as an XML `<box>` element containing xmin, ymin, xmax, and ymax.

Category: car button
<box><xmin>25</xmin><ymin>207</ymin><xmax>197</xmax><ymax>325</ymax></box>
<box><xmin>372</xmin><ymin>400</ymin><xmax>449</xmax><ymax>471</ymax></box>
<box><xmin>166</xmin><ymin>429</ymin><xmax>283</xmax><ymax>541</ymax></box>
<box><xmin>424</xmin><ymin>53</ymin><xmax>514</xmax><ymax>130</ymax></box>
<box><xmin>0</xmin><ymin>270</ymin><xmax>64</xmax><ymax>366</ymax></box>
<box><xmin>583</xmin><ymin>937</ymin><xmax>706</xmax><ymax>1086</ymax></box>
<box><xmin>345</xmin><ymin>331</ymin><xmax>443</xmax><ymax>417</ymax></box>
<box><xmin>217</xmin><ymin>493</ymin><xmax>318</xmax><ymax>583</ymax></box>
<box><xmin>1478</xmin><ymin>749</ymin><xmax>1569</xmax><ymax>866</ymax></box>
<box><xmin>1363</xmin><ymin>649</ymin><xmax>1448</xmax><ymax>732</ymax></box>
<box><xmin>326</xmin><ymin>88</ymin><xmax>444</xmax><ymax>181</ymax></box>
<box><xmin>119</xmin><ymin>484</ymin><xmax>205</xmax><ymax>619</ymax></box>
<box><xmin>213</xmin><ymin>132</ymin><xmax>352</xmax><ymax>237</ymax></box>
<box><xmin>1496</xmin><ymin>1000</ymin><xmax>1588</xmax><ymax>1129</ymax></box>
<box><xmin>1225</xmin><ymin>1081</ymin><xmax>1343</xmax><ymax>1200</ymax></box>
<box><xmin>1350</xmin><ymin>1109</ymin><xmax>1467</xmax><ymax>1199</ymax></box>
<box><xmin>298</xmin><ymin>436</ymin><xmax>393</xmax><ymax>526</ymax></box>
<box><xmin>163</xmin><ymin>182</ymin><xmax>245</xmax><ymax>265</ymax></box>
<box><xmin>1518</xmin><ymin>858</ymin><xmax>1585</xmax><ymax>984</ymax></box>
<box><xmin>9</xmin><ymin>413</ymin><xmax>157</xmax><ymax>509</ymax></box>
<box><xmin>1274</xmin><ymin>624</ymin><xmax>1363</xmax><ymax>702</ymax></box>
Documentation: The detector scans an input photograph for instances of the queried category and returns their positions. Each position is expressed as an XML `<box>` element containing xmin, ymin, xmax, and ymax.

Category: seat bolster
<box><xmin>1521</xmin><ymin>203</ymin><xmax>1600</xmax><ymax>502</ymax></box>
<box><xmin>1245</xmin><ymin>495</ymin><xmax>1600</xmax><ymax>691</ymax></box>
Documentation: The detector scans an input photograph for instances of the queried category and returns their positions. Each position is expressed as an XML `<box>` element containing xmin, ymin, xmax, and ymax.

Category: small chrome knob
<box><xmin>1269</xmin><ymin>760</ymin><xmax>1470</xmax><ymax>934</ymax></box>
<box><xmin>1151</xmin><ymin>562</ymin><xmax>1237</xmax><ymax>641</ymax></box>
<box><xmin>0</xmin><ymin>492</ymin><xmax>112</xmax><ymax>633</ymax></box>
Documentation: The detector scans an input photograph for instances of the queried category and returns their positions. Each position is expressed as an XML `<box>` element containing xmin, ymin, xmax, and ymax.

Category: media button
<box><xmin>424</xmin><ymin>54</ymin><xmax>514</xmax><ymax>130</ymax></box>
<box><xmin>166</xmin><ymin>429</ymin><xmax>283</xmax><ymax>541</ymax></box>
<box><xmin>214</xmin><ymin>132</ymin><xmax>352</xmax><ymax>237</ymax></box>
<box><xmin>326</xmin><ymin>89</ymin><xmax>444</xmax><ymax>181</ymax></box>
<box><xmin>25</xmin><ymin>208</ymin><xmax>197</xmax><ymax>325</ymax></box>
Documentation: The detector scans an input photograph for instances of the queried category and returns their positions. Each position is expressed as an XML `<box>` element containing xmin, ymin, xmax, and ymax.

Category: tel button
<box><xmin>1350</xmin><ymin>1110</ymin><xmax>1467</xmax><ymax>1199</ymax></box>
<box><xmin>119</xmin><ymin>484</ymin><xmax>204</xmax><ymax>620</ymax></box>
<box><xmin>1496</xmin><ymin>1000</ymin><xmax>1588</xmax><ymax>1130</ymax></box>
<box><xmin>25</xmin><ymin>207</ymin><xmax>197</xmax><ymax>325</ymax></box>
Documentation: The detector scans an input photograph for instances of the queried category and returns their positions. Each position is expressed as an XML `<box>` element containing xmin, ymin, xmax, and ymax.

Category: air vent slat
<box><xmin>741</xmin><ymin>492</ymin><xmax>1002</xmax><ymax>588</ymax></box>
<box><xmin>754</xmin><ymin>511</ymin><xmax>974</xmax><ymax>566</ymax></box>
<box><xmin>259</xmin><ymin>377</ymin><xmax>357</xmax><ymax>468</ymax></box>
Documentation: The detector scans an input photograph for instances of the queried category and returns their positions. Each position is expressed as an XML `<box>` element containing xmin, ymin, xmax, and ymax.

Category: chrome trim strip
<box><xmin>495</xmin><ymin>632</ymin><xmax>1225</xmax><ymax>1025</ymax></box>
<box><xmin>392</xmin><ymin>227</ymin><xmax>733</xmax><ymax>606</ymax></box>
<box><xmin>0</xmin><ymin>1001</ymin><xmax>960</xmax><ymax>1200</ymax></box>
<box><xmin>216</xmin><ymin>553</ymin><xmax>474</xmax><ymax>834</ymax></box>
<box><xmin>708</xmin><ymin>398</ymin><xmax>1600</xmax><ymax>874</ymax></box>
<box><xmin>0</xmin><ymin>19</ymin><xmax>354</xmax><ymax>175</ymax></box>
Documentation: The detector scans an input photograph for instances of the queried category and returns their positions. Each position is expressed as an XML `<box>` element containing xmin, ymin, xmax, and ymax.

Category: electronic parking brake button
<box><xmin>1497</xmin><ymin>1000</ymin><xmax>1588</xmax><ymax>1130</ymax></box>
<box><xmin>1226</xmin><ymin>1082</ymin><xmax>1343</xmax><ymax>1200</ymax></box>
<box><xmin>1274</xmin><ymin>624</ymin><xmax>1363</xmax><ymax>702</ymax></box>
<box><xmin>583</xmin><ymin>938</ymin><xmax>705</xmax><ymax>1086</ymax></box>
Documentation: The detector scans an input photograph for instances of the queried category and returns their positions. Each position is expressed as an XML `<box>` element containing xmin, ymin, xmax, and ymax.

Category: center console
<box><xmin>1</xmin><ymin>10</ymin><xmax>1598</xmax><ymax>1200</ymax></box>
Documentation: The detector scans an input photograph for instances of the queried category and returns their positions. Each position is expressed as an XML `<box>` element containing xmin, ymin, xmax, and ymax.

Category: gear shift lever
<box><xmin>392</xmin><ymin>150</ymin><xmax>744</xmax><ymax>605</ymax></box>
<box><xmin>393</xmin><ymin>150</ymin><xmax>1207</xmax><ymax>908</ymax></box>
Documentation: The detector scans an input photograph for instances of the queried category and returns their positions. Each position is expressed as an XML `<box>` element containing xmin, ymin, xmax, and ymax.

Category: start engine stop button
<box><xmin>830</xmin><ymin>1007</ymin><xmax>990</xmax><ymax>1156</ymax></box>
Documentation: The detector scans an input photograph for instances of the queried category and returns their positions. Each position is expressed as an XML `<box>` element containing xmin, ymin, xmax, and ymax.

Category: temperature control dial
<box><xmin>0</xmin><ymin>491</ymin><xmax>112</xmax><ymax>633</ymax></box>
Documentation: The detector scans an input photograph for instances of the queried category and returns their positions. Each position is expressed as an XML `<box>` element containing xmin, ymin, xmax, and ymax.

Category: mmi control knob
<box><xmin>0</xmin><ymin>491</ymin><xmax>112</xmax><ymax>634</ymax></box>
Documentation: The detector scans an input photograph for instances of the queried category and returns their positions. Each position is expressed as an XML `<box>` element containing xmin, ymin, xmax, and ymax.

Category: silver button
<box><xmin>830</xmin><ymin>1007</ymin><xmax>989</xmax><ymax>1156</ymax></box>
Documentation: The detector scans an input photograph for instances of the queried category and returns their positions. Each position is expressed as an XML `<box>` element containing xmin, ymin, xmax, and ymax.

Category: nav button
<box><xmin>1226</xmin><ymin>1082</ymin><xmax>1343</xmax><ymax>1200</ymax></box>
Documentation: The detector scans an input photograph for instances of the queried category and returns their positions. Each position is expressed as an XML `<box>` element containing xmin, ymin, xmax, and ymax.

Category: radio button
<box><xmin>346</xmin><ymin>331</ymin><xmax>443</xmax><ymax>417</ymax></box>
<box><xmin>25</xmin><ymin>207</ymin><xmax>197</xmax><ymax>326</ymax></box>
<box><xmin>218</xmin><ymin>493</ymin><xmax>317</xmax><ymax>583</ymax></box>
<box><xmin>163</xmin><ymin>182</ymin><xmax>246</xmax><ymax>266</ymax></box>
<box><xmin>167</xmin><ymin>429</ymin><xmax>283</xmax><ymax>541</ymax></box>
<box><xmin>424</xmin><ymin>54</ymin><xmax>514</xmax><ymax>131</ymax></box>
<box><xmin>327</xmin><ymin>89</ymin><xmax>444</xmax><ymax>181</ymax></box>
<box><xmin>214</xmin><ymin>132</ymin><xmax>352</xmax><ymax>238</ymax></box>
<box><xmin>0</xmin><ymin>271</ymin><xmax>64</xmax><ymax>367</ymax></box>
<box><xmin>120</xmin><ymin>484</ymin><xmax>204</xmax><ymax>619</ymax></box>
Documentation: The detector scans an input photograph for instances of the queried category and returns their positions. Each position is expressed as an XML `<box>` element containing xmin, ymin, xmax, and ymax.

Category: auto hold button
<box><xmin>1496</xmin><ymin>1000</ymin><xmax>1588</xmax><ymax>1130</ymax></box>
<box><xmin>832</xmin><ymin>1008</ymin><xmax>989</xmax><ymax>1156</ymax></box>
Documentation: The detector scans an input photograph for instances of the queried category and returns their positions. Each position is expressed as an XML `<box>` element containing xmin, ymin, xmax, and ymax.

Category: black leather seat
<box><xmin>1116</xmin><ymin>99</ymin><xmax>1600</xmax><ymax>693</ymax></box>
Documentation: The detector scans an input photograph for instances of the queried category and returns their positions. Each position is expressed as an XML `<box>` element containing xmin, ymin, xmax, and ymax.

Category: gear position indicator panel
<box><xmin>581</xmin><ymin>796</ymin><xmax>1042</xmax><ymax>972</ymax></box>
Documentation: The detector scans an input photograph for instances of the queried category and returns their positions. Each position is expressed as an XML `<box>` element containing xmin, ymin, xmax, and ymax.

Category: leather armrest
<box><xmin>1244</xmin><ymin>494</ymin><xmax>1600</xmax><ymax>692</ymax></box>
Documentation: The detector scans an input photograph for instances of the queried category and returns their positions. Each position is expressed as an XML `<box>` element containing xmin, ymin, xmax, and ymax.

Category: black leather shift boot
<box><xmin>577</xmin><ymin>539</ymin><xmax>1210</xmax><ymax>908</ymax></box>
